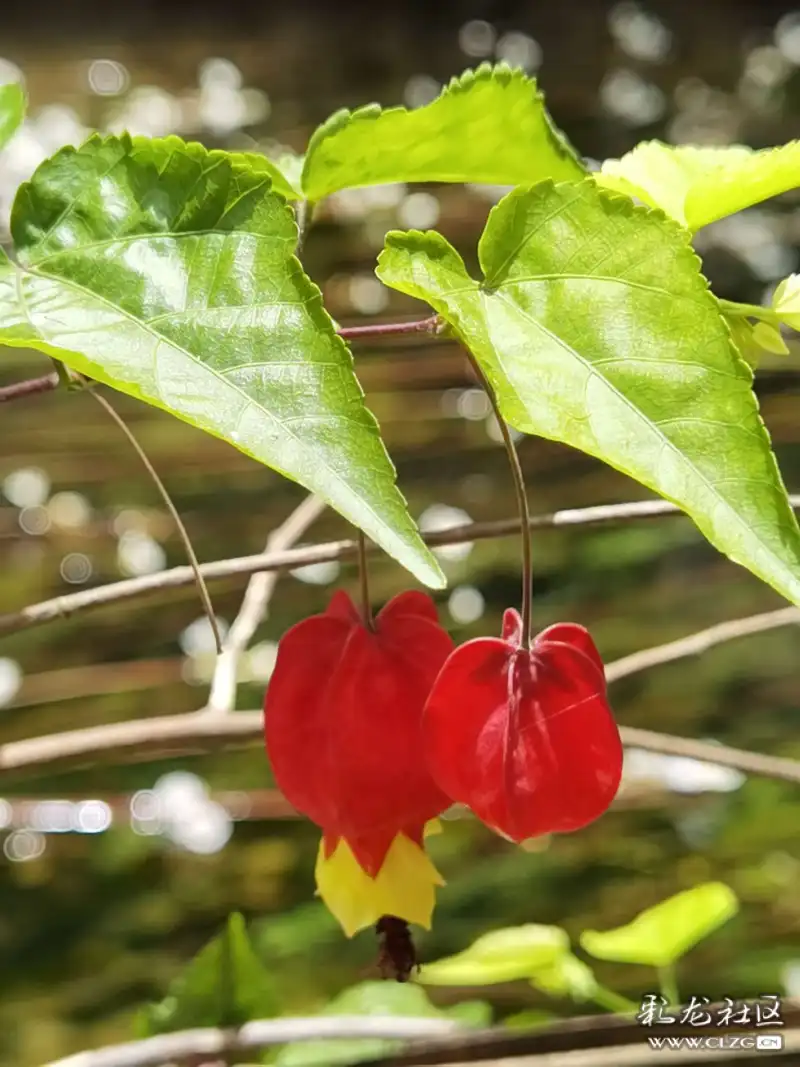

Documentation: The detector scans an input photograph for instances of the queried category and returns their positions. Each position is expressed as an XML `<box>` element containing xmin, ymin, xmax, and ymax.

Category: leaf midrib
<box><xmin>486</xmin><ymin>287</ymin><xmax>793</xmax><ymax>579</ymax></box>
<box><xmin>15</xmin><ymin>252</ymin><xmax>393</xmax><ymax>544</ymax></box>
<box><xmin>27</xmin><ymin>228</ymin><xmax>293</xmax><ymax>269</ymax></box>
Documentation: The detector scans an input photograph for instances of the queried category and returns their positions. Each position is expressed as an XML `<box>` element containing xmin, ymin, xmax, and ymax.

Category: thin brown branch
<box><xmin>336</xmin><ymin>315</ymin><xmax>440</xmax><ymax>339</ymax></box>
<box><xmin>5</xmin><ymin>496</ymin><xmax>799</xmax><ymax>636</ymax></box>
<box><xmin>90</xmin><ymin>389</ymin><xmax>222</xmax><ymax>654</ymax></box>
<box><xmin>0</xmin><ymin>372</ymin><xmax>59</xmax><ymax>402</ymax></box>
<box><xmin>3</xmin><ymin>605</ymin><xmax>800</xmax><ymax>780</ymax></box>
<box><xmin>42</xmin><ymin>1016</ymin><xmax>459</xmax><ymax>1067</ymax></box>
<box><xmin>605</xmin><ymin>605</ymin><xmax>800</xmax><ymax>682</ymax></box>
<box><xmin>205</xmin><ymin>494</ymin><xmax>325</xmax><ymax>715</ymax></box>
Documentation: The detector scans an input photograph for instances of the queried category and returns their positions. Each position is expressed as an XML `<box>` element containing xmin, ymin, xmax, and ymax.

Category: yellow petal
<box><xmin>315</xmin><ymin>833</ymin><xmax>445</xmax><ymax>938</ymax></box>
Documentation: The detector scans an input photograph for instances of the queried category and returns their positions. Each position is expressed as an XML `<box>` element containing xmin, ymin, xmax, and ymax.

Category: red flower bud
<box><xmin>422</xmin><ymin>608</ymin><xmax>622</xmax><ymax>843</ymax></box>
<box><xmin>264</xmin><ymin>589</ymin><xmax>454</xmax><ymax>876</ymax></box>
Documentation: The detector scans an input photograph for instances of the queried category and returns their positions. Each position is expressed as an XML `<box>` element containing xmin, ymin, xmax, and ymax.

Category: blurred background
<box><xmin>1</xmin><ymin>1</ymin><xmax>800</xmax><ymax>1064</ymax></box>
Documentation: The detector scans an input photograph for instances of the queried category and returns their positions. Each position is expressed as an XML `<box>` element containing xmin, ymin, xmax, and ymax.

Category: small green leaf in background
<box><xmin>274</xmin><ymin>981</ymin><xmax>481</xmax><ymax>1067</ymax></box>
<box><xmin>0</xmin><ymin>81</ymin><xmax>25</xmax><ymax>152</ymax></box>
<box><xmin>528</xmin><ymin>953</ymin><xmax>598</xmax><ymax>1002</ymax></box>
<box><xmin>0</xmin><ymin>134</ymin><xmax>443</xmax><ymax>589</ymax></box>
<box><xmin>378</xmin><ymin>180</ymin><xmax>800</xmax><ymax>608</ymax></box>
<box><xmin>773</xmin><ymin>274</ymin><xmax>800</xmax><ymax>331</ymax></box>
<box><xmin>301</xmin><ymin>63</ymin><xmax>585</xmax><ymax>202</ymax></box>
<box><xmin>137</xmin><ymin>913</ymin><xmax>279</xmax><ymax>1037</ymax></box>
<box><xmin>726</xmin><ymin>316</ymin><xmax>789</xmax><ymax>367</ymax></box>
<box><xmin>595</xmin><ymin>139</ymin><xmax>800</xmax><ymax>232</ymax></box>
<box><xmin>418</xmin><ymin>925</ymin><xmax>569</xmax><ymax>986</ymax></box>
<box><xmin>580</xmin><ymin>882</ymin><xmax>739</xmax><ymax>969</ymax></box>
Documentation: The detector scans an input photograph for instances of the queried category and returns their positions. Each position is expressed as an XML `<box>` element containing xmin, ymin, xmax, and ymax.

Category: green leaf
<box><xmin>274</xmin><ymin>981</ymin><xmax>465</xmax><ymax>1067</ymax></box>
<box><xmin>231</xmin><ymin>150</ymin><xmax>303</xmax><ymax>201</ymax></box>
<box><xmin>302</xmin><ymin>63</ymin><xmax>585</xmax><ymax>201</ymax></box>
<box><xmin>0</xmin><ymin>81</ymin><xmax>25</xmax><ymax>152</ymax></box>
<box><xmin>418</xmin><ymin>925</ymin><xmax>570</xmax><ymax>986</ymax></box>
<box><xmin>137</xmin><ymin>913</ymin><xmax>280</xmax><ymax>1036</ymax></box>
<box><xmin>444</xmin><ymin>1000</ymin><xmax>493</xmax><ymax>1027</ymax></box>
<box><xmin>596</xmin><ymin>139</ymin><xmax>800</xmax><ymax>231</ymax></box>
<box><xmin>580</xmin><ymin>883</ymin><xmax>739</xmax><ymax>968</ymax></box>
<box><xmin>0</xmin><ymin>134</ymin><xmax>443</xmax><ymax>589</ymax></box>
<box><xmin>529</xmin><ymin>953</ymin><xmax>598</xmax><ymax>1002</ymax></box>
<box><xmin>725</xmin><ymin>316</ymin><xmax>789</xmax><ymax>367</ymax></box>
<box><xmin>773</xmin><ymin>274</ymin><xmax>800</xmax><ymax>331</ymax></box>
<box><xmin>377</xmin><ymin>180</ymin><xmax>800</xmax><ymax>607</ymax></box>
<box><xmin>751</xmin><ymin>321</ymin><xmax>789</xmax><ymax>355</ymax></box>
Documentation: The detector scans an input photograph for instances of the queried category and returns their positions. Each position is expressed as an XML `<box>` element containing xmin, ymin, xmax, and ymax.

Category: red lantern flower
<box><xmin>422</xmin><ymin>607</ymin><xmax>622</xmax><ymax>843</ymax></box>
<box><xmin>264</xmin><ymin>589</ymin><xmax>454</xmax><ymax>935</ymax></box>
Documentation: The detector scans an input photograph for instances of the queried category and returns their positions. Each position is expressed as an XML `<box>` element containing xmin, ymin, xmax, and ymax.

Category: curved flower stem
<box><xmin>462</xmin><ymin>348</ymin><xmax>533</xmax><ymax>646</ymax></box>
<box><xmin>90</xmin><ymin>388</ymin><xmax>223</xmax><ymax>655</ymax></box>
<box><xmin>357</xmin><ymin>530</ymin><xmax>375</xmax><ymax>631</ymax></box>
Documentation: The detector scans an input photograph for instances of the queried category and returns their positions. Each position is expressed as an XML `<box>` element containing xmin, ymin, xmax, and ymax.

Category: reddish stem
<box><xmin>337</xmin><ymin>316</ymin><xmax>440</xmax><ymax>340</ymax></box>
<box><xmin>0</xmin><ymin>373</ymin><xmax>59</xmax><ymax>403</ymax></box>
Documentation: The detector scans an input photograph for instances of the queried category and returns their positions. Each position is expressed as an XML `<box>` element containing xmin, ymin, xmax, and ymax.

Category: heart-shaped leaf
<box><xmin>0</xmin><ymin>81</ymin><xmax>25</xmax><ymax>152</ymax></box>
<box><xmin>136</xmin><ymin>913</ymin><xmax>279</xmax><ymax>1036</ymax></box>
<box><xmin>418</xmin><ymin>924</ymin><xmax>570</xmax><ymax>986</ymax></box>
<box><xmin>377</xmin><ymin>180</ymin><xmax>800</xmax><ymax>607</ymax></box>
<box><xmin>302</xmin><ymin>63</ymin><xmax>584</xmax><ymax>202</ymax></box>
<box><xmin>580</xmin><ymin>882</ymin><xmax>739</xmax><ymax>968</ymax></box>
<box><xmin>0</xmin><ymin>134</ymin><xmax>443</xmax><ymax>588</ymax></box>
<box><xmin>596</xmin><ymin>140</ymin><xmax>800</xmax><ymax>231</ymax></box>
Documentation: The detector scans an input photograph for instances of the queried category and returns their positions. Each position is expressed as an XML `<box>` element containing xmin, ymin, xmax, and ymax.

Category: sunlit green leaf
<box><xmin>302</xmin><ymin>63</ymin><xmax>585</xmax><ymax>201</ymax></box>
<box><xmin>0</xmin><ymin>134</ymin><xmax>443</xmax><ymax>588</ymax></box>
<box><xmin>773</xmin><ymin>273</ymin><xmax>800</xmax><ymax>331</ymax></box>
<box><xmin>596</xmin><ymin>139</ymin><xmax>800</xmax><ymax>231</ymax></box>
<box><xmin>378</xmin><ymin>180</ymin><xmax>800</xmax><ymax>607</ymax></box>
<box><xmin>274</xmin><ymin>981</ymin><xmax>465</xmax><ymax>1067</ymax></box>
<box><xmin>0</xmin><ymin>81</ymin><xmax>25</xmax><ymax>152</ymax></box>
<box><xmin>137</xmin><ymin>913</ymin><xmax>279</xmax><ymax>1036</ymax></box>
<box><xmin>418</xmin><ymin>925</ymin><xmax>569</xmax><ymax>986</ymax></box>
<box><xmin>580</xmin><ymin>883</ymin><xmax>739</xmax><ymax>968</ymax></box>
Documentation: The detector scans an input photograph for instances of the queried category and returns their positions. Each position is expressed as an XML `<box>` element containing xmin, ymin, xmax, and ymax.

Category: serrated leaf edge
<box><xmin>301</xmin><ymin>62</ymin><xmax>584</xmax><ymax>198</ymax></box>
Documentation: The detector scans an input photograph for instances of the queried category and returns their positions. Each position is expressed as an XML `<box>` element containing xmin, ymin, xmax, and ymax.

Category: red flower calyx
<box><xmin>422</xmin><ymin>607</ymin><xmax>623</xmax><ymax>844</ymax></box>
<box><xmin>264</xmin><ymin>589</ymin><xmax>454</xmax><ymax>876</ymax></box>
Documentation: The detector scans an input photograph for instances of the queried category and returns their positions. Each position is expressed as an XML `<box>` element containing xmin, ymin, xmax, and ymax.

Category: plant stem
<box><xmin>294</xmin><ymin>199</ymin><xmax>310</xmax><ymax>254</ymax></box>
<box><xmin>718</xmin><ymin>299</ymin><xmax>780</xmax><ymax>324</ymax></box>
<box><xmin>357</xmin><ymin>530</ymin><xmax>375</xmax><ymax>631</ymax></box>
<box><xmin>337</xmin><ymin>315</ymin><xmax>440</xmax><ymax>340</ymax></box>
<box><xmin>592</xmin><ymin>986</ymin><xmax>639</xmax><ymax>1014</ymax></box>
<box><xmin>90</xmin><ymin>388</ymin><xmax>223</xmax><ymax>655</ymax></box>
<box><xmin>462</xmin><ymin>349</ymin><xmax>533</xmax><ymax>646</ymax></box>
<box><xmin>0</xmin><ymin>373</ymin><xmax>59</xmax><ymax>403</ymax></box>
<box><xmin>658</xmin><ymin>963</ymin><xmax>680</xmax><ymax>1008</ymax></box>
